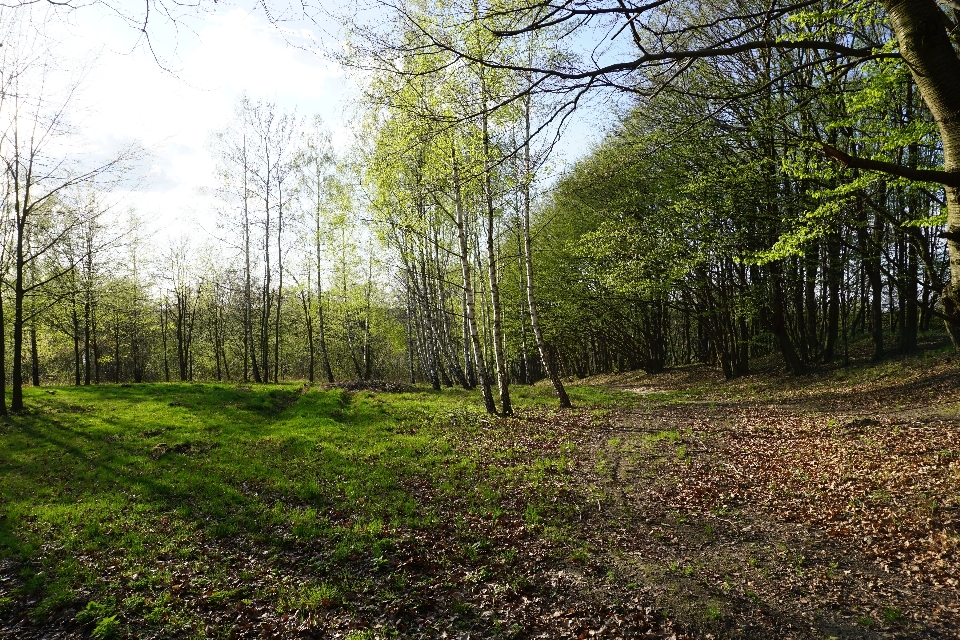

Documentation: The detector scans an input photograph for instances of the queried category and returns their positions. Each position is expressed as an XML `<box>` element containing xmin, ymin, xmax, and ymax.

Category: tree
<box><xmin>348</xmin><ymin>0</ymin><xmax>960</xmax><ymax>340</ymax></box>
<box><xmin>517</xmin><ymin>62</ymin><xmax>571</xmax><ymax>407</ymax></box>
<box><xmin>0</xmin><ymin>16</ymin><xmax>136</xmax><ymax>411</ymax></box>
<box><xmin>298</xmin><ymin>116</ymin><xmax>336</xmax><ymax>383</ymax></box>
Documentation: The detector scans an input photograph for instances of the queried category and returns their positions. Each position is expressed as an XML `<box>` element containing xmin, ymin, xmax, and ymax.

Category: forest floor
<box><xmin>1</xmin><ymin>341</ymin><xmax>959</xmax><ymax>639</ymax></box>
<box><xmin>572</xmin><ymin>343</ymin><xmax>960</xmax><ymax>640</ymax></box>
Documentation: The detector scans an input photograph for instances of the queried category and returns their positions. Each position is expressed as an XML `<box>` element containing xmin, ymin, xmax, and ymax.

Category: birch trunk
<box><xmin>453</xmin><ymin>147</ymin><xmax>497</xmax><ymax>414</ymax></box>
<box><xmin>481</xmin><ymin>99</ymin><xmax>512</xmax><ymax>415</ymax></box>
<box><xmin>521</xmin><ymin>93</ymin><xmax>571</xmax><ymax>408</ymax></box>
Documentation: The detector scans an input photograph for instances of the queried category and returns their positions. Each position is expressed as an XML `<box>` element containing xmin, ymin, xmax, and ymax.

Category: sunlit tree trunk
<box><xmin>453</xmin><ymin>146</ymin><xmax>497</xmax><ymax>414</ymax></box>
<box><xmin>407</xmin><ymin>283</ymin><xmax>417</xmax><ymax>384</ymax></box>
<box><xmin>462</xmin><ymin>288</ymin><xmax>476</xmax><ymax>388</ymax></box>
<box><xmin>315</xmin><ymin>204</ymin><xmax>334</xmax><ymax>384</ymax></box>
<box><xmin>521</xmin><ymin>93</ymin><xmax>571</xmax><ymax>408</ymax></box>
<box><xmin>482</xmin><ymin>96</ymin><xmax>512</xmax><ymax>414</ymax></box>
<box><xmin>274</xmin><ymin>188</ymin><xmax>284</xmax><ymax>383</ymax></box>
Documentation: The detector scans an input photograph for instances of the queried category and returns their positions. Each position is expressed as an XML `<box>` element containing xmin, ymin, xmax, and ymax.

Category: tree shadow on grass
<box><xmin>0</xmin><ymin>385</ymin><xmax>422</xmax><ymax>614</ymax></box>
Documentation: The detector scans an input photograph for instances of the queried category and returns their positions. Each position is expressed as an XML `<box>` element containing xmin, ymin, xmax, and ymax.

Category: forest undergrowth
<box><xmin>1</xmin><ymin>343</ymin><xmax>959</xmax><ymax>639</ymax></box>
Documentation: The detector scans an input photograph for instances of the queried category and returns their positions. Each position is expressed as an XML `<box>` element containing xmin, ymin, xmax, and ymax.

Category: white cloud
<box><xmin>50</xmin><ymin>5</ymin><xmax>350</xmax><ymax>239</ymax></box>
<box><xmin>34</xmin><ymin>2</ymin><xmax>603</xmax><ymax>246</ymax></box>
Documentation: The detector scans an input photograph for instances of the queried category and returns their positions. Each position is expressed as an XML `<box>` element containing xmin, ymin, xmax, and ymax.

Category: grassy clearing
<box><xmin>1</xmin><ymin>382</ymin><xmax>663</xmax><ymax>639</ymax></box>
<box><xmin>5</xmin><ymin>344</ymin><xmax>959</xmax><ymax>639</ymax></box>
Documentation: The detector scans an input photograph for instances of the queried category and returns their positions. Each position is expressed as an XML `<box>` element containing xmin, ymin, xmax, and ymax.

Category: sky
<box><xmin>43</xmin><ymin>0</ymin><xmax>609</xmax><ymax>244</ymax></box>
<box><xmin>50</xmin><ymin>1</ymin><xmax>352</xmax><ymax>240</ymax></box>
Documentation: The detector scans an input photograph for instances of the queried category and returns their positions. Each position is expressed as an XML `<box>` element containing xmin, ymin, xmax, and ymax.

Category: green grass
<box><xmin>0</xmin><ymin>381</ymin><xmax>619</xmax><ymax>635</ymax></box>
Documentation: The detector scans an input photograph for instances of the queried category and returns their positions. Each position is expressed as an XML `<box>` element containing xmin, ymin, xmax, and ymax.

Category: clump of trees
<box><xmin>3</xmin><ymin>0</ymin><xmax>959</xmax><ymax>416</ymax></box>
<box><xmin>344</xmin><ymin>0</ymin><xmax>958</xmax><ymax>404</ymax></box>
<box><xmin>26</xmin><ymin>97</ymin><xmax>412</xmax><ymax>396</ymax></box>
<box><xmin>0</xmin><ymin>8</ymin><xmax>142</xmax><ymax>411</ymax></box>
<box><xmin>532</xmin><ymin>58</ymin><xmax>944</xmax><ymax>378</ymax></box>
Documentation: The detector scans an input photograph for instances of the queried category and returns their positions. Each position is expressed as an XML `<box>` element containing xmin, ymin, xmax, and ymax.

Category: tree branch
<box><xmin>422</xmin><ymin>37</ymin><xmax>890</xmax><ymax>82</ymax></box>
<box><xmin>821</xmin><ymin>143</ymin><xmax>960</xmax><ymax>188</ymax></box>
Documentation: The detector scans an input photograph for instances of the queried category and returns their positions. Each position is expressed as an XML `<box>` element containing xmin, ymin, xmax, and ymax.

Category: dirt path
<box><xmin>567</xmin><ymin>362</ymin><xmax>960</xmax><ymax>639</ymax></box>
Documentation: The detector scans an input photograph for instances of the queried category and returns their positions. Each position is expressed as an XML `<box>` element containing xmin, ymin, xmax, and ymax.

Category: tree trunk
<box><xmin>883</xmin><ymin>1</ymin><xmax>960</xmax><ymax>340</ymax></box>
<box><xmin>903</xmin><ymin>240</ymin><xmax>919</xmax><ymax>351</ymax></box>
<box><xmin>453</xmin><ymin>146</ymin><xmax>497</xmax><ymax>414</ymax></box>
<box><xmin>869</xmin><ymin>220</ymin><xmax>886</xmax><ymax>362</ymax></box>
<box><xmin>362</xmin><ymin>246</ymin><xmax>374</xmax><ymax>381</ymax></box>
<box><xmin>462</xmin><ymin>289</ymin><xmax>476</xmax><ymax>388</ymax></box>
<box><xmin>243</xmin><ymin>131</ymin><xmax>262</xmax><ymax>384</ymax></box>
<box><xmin>406</xmin><ymin>251</ymin><xmax>441</xmax><ymax>389</ymax></box>
<box><xmin>902</xmin><ymin>84</ymin><xmax>921</xmax><ymax>353</ymax></box>
<box><xmin>406</xmin><ymin>283</ymin><xmax>417</xmax><ymax>384</ymax></box>
<box><xmin>480</xmin><ymin>83</ymin><xmax>512</xmax><ymax>416</ymax></box>
<box><xmin>314</xmin><ymin>157</ymin><xmax>334</xmax><ymax>385</ymax></box>
<box><xmin>84</xmin><ymin>287</ymin><xmax>91</xmax><ymax>385</ymax></box>
<box><xmin>0</xmin><ymin>290</ymin><xmax>6</xmax><ymax>414</ymax></box>
<box><xmin>12</xmin><ymin>231</ymin><xmax>24</xmax><ymax>411</ymax></box>
<box><xmin>114</xmin><ymin>313</ymin><xmax>121</xmax><ymax>384</ymax></box>
<box><xmin>803</xmin><ymin>249</ymin><xmax>817</xmax><ymax>362</ymax></box>
<box><xmin>92</xmin><ymin>300</ymin><xmax>100</xmax><ymax>384</ymax></box>
<box><xmin>176</xmin><ymin>292</ymin><xmax>188</xmax><ymax>381</ymax></box>
<box><xmin>517</xmin><ymin>226</ymin><xmax>529</xmax><ymax>385</ymax></box>
<box><xmin>317</xmin><ymin>283</ymin><xmax>334</xmax><ymax>384</ymax></box>
<box><xmin>211</xmin><ymin>294</ymin><xmax>223</xmax><ymax>382</ymax></box>
<box><xmin>823</xmin><ymin>234</ymin><xmax>841</xmax><ymax>362</ymax></box>
<box><xmin>274</xmin><ymin>190</ymin><xmax>283</xmax><ymax>383</ymax></box>
<box><xmin>301</xmin><ymin>290</ymin><xmax>315</xmax><ymax>383</ymax></box>
<box><xmin>71</xmin><ymin>294</ymin><xmax>81</xmax><ymax>387</ymax></box>
<box><xmin>521</xmin><ymin>93</ymin><xmax>571</xmax><ymax>408</ymax></box>
<box><xmin>30</xmin><ymin>326</ymin><xmax>39</xmax><ymax>387</ymax></box>
<box><xmin>161</xmin><ymin>303</ymin><xmax>171</xmax><ymax>382</ymax></box>
<box><xmin>220</xmin><ymin>303</ymin><xmax>230</xmax><ymax>381</ymax></box>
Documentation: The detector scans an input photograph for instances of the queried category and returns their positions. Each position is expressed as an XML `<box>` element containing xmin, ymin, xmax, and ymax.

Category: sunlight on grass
<box><xmin>0</xmin><ymin>381</ymin><xmax>619</xmax><ymax>635</ymax></box>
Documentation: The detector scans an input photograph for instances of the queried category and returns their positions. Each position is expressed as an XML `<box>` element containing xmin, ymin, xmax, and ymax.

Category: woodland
<box><xmin>0</xmin><ymin>1</ymin><xmax>956</xmax><ymax>413</ymax></box>
<box><xmin>2</xmin><ymin>0</ymin><xmax>960</xmax><ymax>639</ymax></box>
